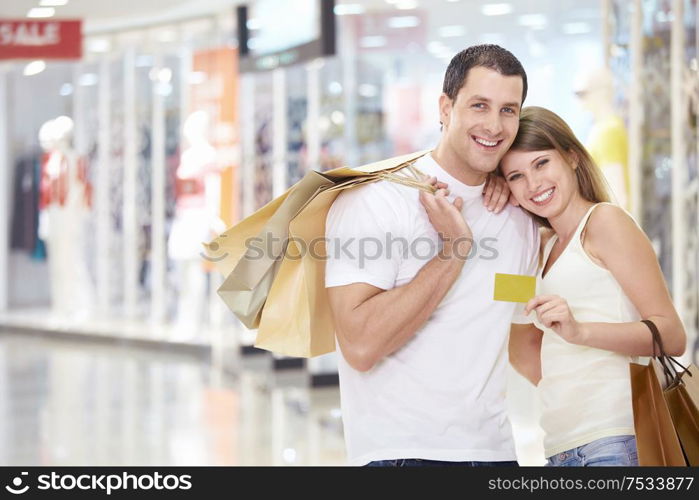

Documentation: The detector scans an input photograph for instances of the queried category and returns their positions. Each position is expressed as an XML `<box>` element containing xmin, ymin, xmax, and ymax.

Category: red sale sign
<box><xmin>0</xmin><ymin>19</ymin><xmax>82</xmax><ymax>60</ymax></box>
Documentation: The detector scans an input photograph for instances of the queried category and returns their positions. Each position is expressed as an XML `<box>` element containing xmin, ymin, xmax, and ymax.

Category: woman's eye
<box><xmin>536</xmin><ymin>159</ymin><xmax>549</xmax><ymax>168</ymax></box>
<box><xmin>507</xmin><ymin>174</ymin><xmax>521</xmax><ymax>181</ymax></box>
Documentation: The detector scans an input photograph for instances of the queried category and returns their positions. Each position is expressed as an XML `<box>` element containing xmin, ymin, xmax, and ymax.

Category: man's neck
<box><xmin>432</xmin><ymin>141</ymin><xmax>488</xmax><ymax>186</ymax></box>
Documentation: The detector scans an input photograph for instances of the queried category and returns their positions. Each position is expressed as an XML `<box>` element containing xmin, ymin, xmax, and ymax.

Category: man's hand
<box><xmin>419</xmin><ymin>176</ymin><xmax>472</xmax><ymax>259</ymax></box>
<box><xmin>483</xmin><ymin>174</ymin><xmax>514</xmax><ymax>213</ymax></box>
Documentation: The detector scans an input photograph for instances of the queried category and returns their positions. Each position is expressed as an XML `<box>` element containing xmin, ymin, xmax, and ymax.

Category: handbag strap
<box><xmin>641</xmin><ymin>319</ymin><xmax>690</xmax><ymax>386</ymax></box>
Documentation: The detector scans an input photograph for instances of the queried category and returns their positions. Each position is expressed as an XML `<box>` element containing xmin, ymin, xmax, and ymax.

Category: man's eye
<box><xmin>472</xmin><ymin>103</ymin><xmax>486</xmax><ymax>109</ymax></box>
<box><xmin>502</xmin><ymin>107</ymin><xmax>515</xmax><ymax>114</ymax></box>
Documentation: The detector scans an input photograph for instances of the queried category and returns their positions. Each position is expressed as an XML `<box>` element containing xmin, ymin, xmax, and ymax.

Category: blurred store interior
<box><xmin>0</xmin><ymin>0</ymin><xmax>697</xmax><ymax>465</ymax></box>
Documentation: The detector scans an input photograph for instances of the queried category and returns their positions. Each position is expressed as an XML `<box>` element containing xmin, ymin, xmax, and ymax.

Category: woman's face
<box><xmin>500</xmin><ymin>148</ymin><xmax>579</xmax><ymax>219</ymax></box>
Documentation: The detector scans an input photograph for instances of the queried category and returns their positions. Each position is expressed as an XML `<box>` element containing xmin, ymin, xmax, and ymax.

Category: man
<box><xmin>325</xmin><ymin>45</ymin><xmax>539</xmax><ymax>466</ymax></box>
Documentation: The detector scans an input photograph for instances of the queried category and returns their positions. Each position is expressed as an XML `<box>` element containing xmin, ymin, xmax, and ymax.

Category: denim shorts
<box><xmin>366</xmin><ymin>459</ymin><xmax>518</xmax><ymax>467</ymax></box>
<box><xmin>546</xmin><ymin>435</ymin><xmax>638</xmax><ymax>467</ymax></box>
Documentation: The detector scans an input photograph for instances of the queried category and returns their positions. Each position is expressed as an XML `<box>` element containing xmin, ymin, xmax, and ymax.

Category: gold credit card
<box><xmin>493</xmin><ymin>273</ymin><xmax>536</xmax><ymax>303</ymax></box>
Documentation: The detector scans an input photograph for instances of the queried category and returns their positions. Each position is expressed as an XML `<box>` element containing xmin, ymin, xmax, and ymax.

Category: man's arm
<box><xmin>508</xmin><ymin>323</ymin><xmax>543</xmax><ymax>385</ymax></box>
<box><xmin>328</xmin><ymin>178</ymin><xmax>471</xmax><ymax>372</ymax></box>
<box><xmin>328</xmin><ymin>250</ymin><xmax>465</xmax><ymax>372</ymax></box>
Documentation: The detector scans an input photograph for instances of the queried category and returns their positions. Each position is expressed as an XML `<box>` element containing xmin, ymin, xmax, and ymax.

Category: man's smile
<box><xmin>471</xmin><ymin>134</ymin><xmax>503</xmax><ymax>150</ymax></box>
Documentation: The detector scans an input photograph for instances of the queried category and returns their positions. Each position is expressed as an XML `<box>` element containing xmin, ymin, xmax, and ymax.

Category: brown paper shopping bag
<box><xmin>630</xmin><ymin>358</ymin><xmax>686</xmax><ymax>466</ymax></box>
<box><xmin>664</xmin><ymin>362</ymin><xmax>699</xmax><ymax>465</ymax></box>
<box><xmin>631</xmin><ymin>319</ymin><xmax>688</xmax><ymax>466</ymax></box>
<box><xmin>206</xmin><ymin>170</ymin><xmax>333</xmax><ymax>328</ymax></box>
<box><xmin>207</xmin><ymin>150</ymin><xmax>431</xmax><ymax>345</ymax></box>
<box><xmin>253</xmin><ymin>150</ymin><xmax>433</xmax><ymax>357</ymax></box>
<box><xmin>203</xmin><ymin>191</ymin><xmax>291</xmax><ymax>276</ymax></box>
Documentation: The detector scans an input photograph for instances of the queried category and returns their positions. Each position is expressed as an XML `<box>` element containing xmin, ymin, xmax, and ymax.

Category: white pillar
<box><xmin>696</xmin><ymin>30</ymin><xmax>699</xmax><ymax>356</ymax></box>
<box><xmin>272</xmin><ymin>68</ymin><xmax>288</xmax><ymax>198</ymax></box>
<box><xmin>96</xmin><ymin>58</ymin><xmax>112</xmax><ymax>314</ymax></box>
<box><xmin>0</xmin><ymin>69</ymin><xmax>9</xmax><ymax>312</ymax></box>
<box><xmin>341</xmin><ymin>19</ymin><xmax>358</xmax><ymax>167</ymax></box>
<box><xmin>237</xmin><ymin>73</ymin><xmax>257</xmax><ymax>347</ymax></box>
<box><xmin>271</xmin><ymin>67</ymin><xmax>290</xmax><ymax>363</ymax></box>
<box><xmin>671</xmin><ymin>0</ymin><xmax>686</xmax><ymax>328</ymax></box>
<box><xmin>306</xmin><ymin>59</ymin><xmax>322</xmax><ymax>171</ymax></box>
<box><xmin>307</xmin><ymin>59</ymin><xmax>338</xmax><ymax>380</ymax></box>
<box><xmin>601</xmin><ymin>0</ymin><xmax>612</xmax><ymax>69</ymax></box>
<box><xmin>72</xmin><ymin>63</ymin><xmax>87</xmax><ymax>156</ymax></box>
<box><xmin>241</xmin><ymin>74</ymin><xmax>255</xmax><ymax>218</ymax></box>
<box><xmin>151</xmin><ymin>54</ymin><xmax>167</xmax><ymax>324</ymax></box>
<box><xmin>270</xmin><ymin>388</ymin><xmax>286</xmax><ymax>465</ymax></box>
<box><xmin>0</xmin><ymin>349</ymin><xmax>7</xmax><ymax>461</ymax></box>
<box><xmin>123</xmin><ymin>48</ymin><xmax>139</xmax><ymax>319</ymax></box>
<box><xmin>179</xmin><ymin>46</ymin><xmax>192</xmax><ymax>136</ymax></box>
<box><xmin>628</xmin><ymin>0</ymin><xmax>644</xmax><ymax>222</ymax></box>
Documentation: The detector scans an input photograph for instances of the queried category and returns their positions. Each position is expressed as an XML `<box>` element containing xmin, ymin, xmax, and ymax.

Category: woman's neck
<box><xmin>547</xmin><ymin>195</ymin><xmax>595</xmax><ymax>243</ymax></box>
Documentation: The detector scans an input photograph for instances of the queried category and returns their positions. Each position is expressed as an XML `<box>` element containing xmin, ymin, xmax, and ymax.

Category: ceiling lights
<box><xmin>387</xmin><ymin>16</ymin><xmax>420</xmax><ymax>28</ymax></box>
<box><xmin>23</xmin><ymin>60</ymin><xmax>46</xmax><ymax>76</ymax></box>
<box><xmin>518</xmin><ymin>14</ymin><xmax>547</xmax><ymax>30</ymax></box>
<box><xmin>333</xmin><ymin>4</ymin><xmax>365</xmax><ymax>16</ymax></box>
<box><xmin>562</xmin><ymin>22</ymin><xmax>592</xmax><ymax>35</ymax></box>
<box><xmin>481</xmin><ymin>3</ymin><xmax>513</xmax><ymax>16</ymax></box>
<box><xmin>439</xmin><ymin>26</ymin><xmax>466</xmax><ymax>38</ymax></box>
<box><xmin>27</xmin><ymin>8</ymin><xmax>55</xmax><ymax>18</ymax></box>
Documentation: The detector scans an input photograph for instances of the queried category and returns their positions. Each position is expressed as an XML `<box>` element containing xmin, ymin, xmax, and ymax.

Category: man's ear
<box><xmin>439</xmin><ymin>93</ymin><xmax>452</xmax><ymax>128</ymax></box>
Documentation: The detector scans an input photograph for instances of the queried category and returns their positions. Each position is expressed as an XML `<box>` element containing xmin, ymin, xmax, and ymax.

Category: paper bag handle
<box><xmin>641</xmin><ymin>319</ymin><xmax>690</xmax><ymax>387</ymax></box>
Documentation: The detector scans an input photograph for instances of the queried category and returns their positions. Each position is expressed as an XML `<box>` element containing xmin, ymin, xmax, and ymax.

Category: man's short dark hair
<box><xmin>442</xmin><ymin>44</ymin><xmax>528</xmax><ymax>104</ymax></box>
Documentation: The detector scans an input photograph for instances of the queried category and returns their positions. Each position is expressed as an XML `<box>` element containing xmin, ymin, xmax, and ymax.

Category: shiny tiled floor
<box><xmin>0</xmin><ymin>329</ymin><xmax>546</xmax><ymax>466</ymax></box>
<box><xmin>0</xmin><ymin>330</ymin><xmax>346</xmax><ymax>466</ymax></box>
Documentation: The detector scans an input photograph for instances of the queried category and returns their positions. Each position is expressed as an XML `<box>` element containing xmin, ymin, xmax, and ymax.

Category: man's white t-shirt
<box><xmin>325</xmin><ymin>153</ymin><xmax>539</xmax><ymax>466</ymax></box>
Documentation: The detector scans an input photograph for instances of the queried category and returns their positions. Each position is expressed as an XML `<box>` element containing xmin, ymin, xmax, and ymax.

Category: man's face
<box><xmin>439</xmin><ymin>66</ymin><xmax>523</xmax><ymax>177</ymax></box>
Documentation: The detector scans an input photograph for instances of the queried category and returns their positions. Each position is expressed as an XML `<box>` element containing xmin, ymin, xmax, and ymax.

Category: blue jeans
<box><xmin>547</xmin><ymin>435</ymin><xmax>638</xmax><ymax>467</ymax></box>
<box><xmin>366</xmin><ymin>459</ymin><xmax>518</xmax><ymax>467</ymax></box>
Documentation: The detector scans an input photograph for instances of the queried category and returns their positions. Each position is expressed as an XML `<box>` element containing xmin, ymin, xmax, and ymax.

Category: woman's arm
<box><xmin>509</xmin><ymin>323</ymin><xmax>543</xmax><ymax>385</ymax></box>
<box><xmin>526</xmin><ymin>204</ymin><xmax>686</xmax><ymax>356</ymax></box>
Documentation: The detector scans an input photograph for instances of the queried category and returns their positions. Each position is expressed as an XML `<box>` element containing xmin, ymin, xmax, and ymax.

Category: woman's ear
<box><xmin>567</xmin><ymin>149</ymin><xmax>580</xmax><ymax>170</ymax></box>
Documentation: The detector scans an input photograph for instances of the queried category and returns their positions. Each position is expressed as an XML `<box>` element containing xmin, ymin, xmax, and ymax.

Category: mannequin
<box><xmin>38</xmin><ymin>116</ymin><xmax>93</xmax><ymax>319</ymax></box>
<box><xmin>575</xmin><ymin>67</ymin><xmax>630</xmax><ymax>210</ymax></box>
<box><xmin>168</xmin><ymin>111</ymin><xmax>223</xmax><ymax>334</ymax></box>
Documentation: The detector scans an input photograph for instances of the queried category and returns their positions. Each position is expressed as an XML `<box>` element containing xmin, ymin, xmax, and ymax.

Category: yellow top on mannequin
<box><xmin>575</xmin><ymin>67</ymin><xmax>630</xmax><ymax>210</ymax></box>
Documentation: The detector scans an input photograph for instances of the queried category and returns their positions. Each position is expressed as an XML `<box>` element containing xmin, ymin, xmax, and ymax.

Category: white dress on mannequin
<box><xmin>168</xmin><ymin>111</ymin><xmax>221</xmax><ymax>335</ymax></box>
<box><xmin>38</xmin><ymin>117</ymin><xmax>93</xmax><ymax>319</ymax></box>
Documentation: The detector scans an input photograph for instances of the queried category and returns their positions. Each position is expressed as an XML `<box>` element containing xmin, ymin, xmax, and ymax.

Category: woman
<box><xmin>500</xmin><ymin>106</ymin><xmax>686</xmax><ymax>466</ymax></box>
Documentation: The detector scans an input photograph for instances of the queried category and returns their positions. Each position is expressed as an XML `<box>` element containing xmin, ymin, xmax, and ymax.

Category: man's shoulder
<box><xmin>331</xmin><ymin>150</ymin><xmax>433</xmax><ymax>205</ymax></box>
<box><xmin>326</xmin><ymin>179</ymin><xmax>421</xmax><ymax>238</ymax></box>
<box><xmin>499</xmin><ymin>203</ymin><xmax>536</xmax><ymax>228</ymax></box>
<box><xmin>492</xmin><ymin>204</ymin><xmax>539</xmax><ymax>248</ymax></box>
<box><xmin>332</xmin><ymin>178</ymin><xmax>421</xmax><ymax>211</ymax></box>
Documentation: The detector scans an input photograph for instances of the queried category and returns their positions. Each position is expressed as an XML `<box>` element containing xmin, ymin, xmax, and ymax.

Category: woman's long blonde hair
<box><xmin>503</xmin><ymin>106</ymin><xmax>612</xmax><ymax>228</ymax></box>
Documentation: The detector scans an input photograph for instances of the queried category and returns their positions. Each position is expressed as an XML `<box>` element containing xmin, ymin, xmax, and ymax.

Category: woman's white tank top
<box><xmin>536</xmin><ymin>203</ymin><xmax>638</xmax><ymax>458</ymax></box>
